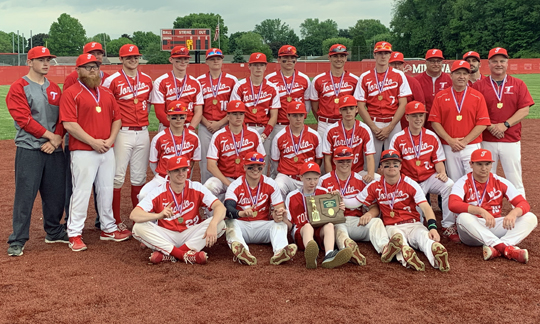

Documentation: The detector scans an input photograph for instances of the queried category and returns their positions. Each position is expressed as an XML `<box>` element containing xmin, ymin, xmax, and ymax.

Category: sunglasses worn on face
<box><xmin>170</xmin><ymin>115</ymin><xmax>186</xmax><ymax>120</ymax></box>
<box><xmin>247</xmin><ymin>166</ymin><xmax>263</xmax><ymax>171</ymax></box>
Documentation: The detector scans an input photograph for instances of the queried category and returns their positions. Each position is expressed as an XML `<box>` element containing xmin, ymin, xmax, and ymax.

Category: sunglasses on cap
<box><xmin>246</xmin><ymin>156</ymin><xmax>265</xmax><ymax>163</ymax></box>
<box><xmin>336</xmin><ymin>151</ymin><xmax>353</xmax><ymax>157</ymax></box>
<box><xmin>170</xmin><ymin>115</ymin><xmax>186</xmax><ymax>120</ymax></box>
<box><xmin>375</xmin><ymin>43</ymin><xmax>392</xmax><ymax>51</ymax></box>
<box><xmin>381</xmin><ymin>152</ymin><xmax>401</xmax><ymax>160</ymax></box>
<box><xmin>168</xmin><ymin>106</ymin><xmax>188</xmax><ymax>113</ymax></box>
<box><xmin>247</xmin><ymin>166</ymin><xmax>263</xmax><ymax>171</ymax></box>
<box><xmin>330</xmin><ymin>47</ymin><xmax>347</xmax><ymax>53</ymax></box>
<box><xmin>207</xmin><ymin>49</ymin><xmax>223</xmax><ymax>56</ymax></box>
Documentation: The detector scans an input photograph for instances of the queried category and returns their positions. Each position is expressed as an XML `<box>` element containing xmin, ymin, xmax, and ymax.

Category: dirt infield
<box><xmin>1</xmin><ymin>121</ymin><xmax>540</xmax><ymax>324</ymax></box>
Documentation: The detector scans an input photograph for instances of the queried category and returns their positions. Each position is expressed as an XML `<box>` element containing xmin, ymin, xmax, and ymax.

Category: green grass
<box><xmin>0</xmin><ymin>73</ymin><xmax>538</xmax><ymax>140</ymax></box>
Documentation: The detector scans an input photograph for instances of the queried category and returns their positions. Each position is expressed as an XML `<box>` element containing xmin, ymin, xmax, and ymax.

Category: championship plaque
<box><xmin>306</xmin><ymin>193</ymin><xmax>345</xmax><ymax>227</ymax></box>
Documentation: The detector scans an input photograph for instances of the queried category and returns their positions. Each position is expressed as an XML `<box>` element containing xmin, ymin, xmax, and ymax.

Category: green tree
<box><xmin>234</xmin><ymin>32</ymin><xmax>273</xmax><ymax>61</ymax></box>
<box><xmin>0</xmin><ymin>31</ymin><xmax>13</xmax><ymax>52</ymax></box>
<box><xmin>300</xmin><ymin>18</ymin><xmax>338</xmax><ymax>40</ymax></box>
<box><xmin>338</xmin><ymin>29</ymin><xmax>351</xmax><ymax>39</ymax></box>
<box><xmin>298</xmin><ymin>36</ymin><xmax>322</xmax><ymax>57</ymax></box>
<box><xmin>132</xmin><ymin>31</ymin><xmax>160</xmax><ymax>52</ymax></box>
<box><xmin>143</xmin><ymin>42</ymin><xmax>170</xmax><ymax>64</ymax></box>
<box><xmin>173</xmin><ymin>13</ymin><xmax>229</xmax><ymax>53</ymax></box>
<box><xmin>350</xmin><ymin>19</ymin><xmax>390</xmax><ymax>41</ymax></box>
<box><xmin>48</xmin><ymin>13</ymin><xmax>87</xmax><ymax>56</ymax></box>
<box><xmin>25</xmin><ymin>33</ymin><xmax>49</xmax><ymax>51</ymax></box>
<box><xmin>232</xmin><ymin>49</ymin><xmax>246</xmax><ymax>63</ymax></box>
<box><xmin>229</xmin><ymin>31</ymin><xmax>246</xmax><ymax>53</ymax></box>
<box><xmin>107</xmin><ymin>37</ymin><xmax>132</xmax><ymax>57</ymax></box>
<box><xmin>90</xmin><ymin>33</ymin><xmax>111</xmax><ymax>44</ymax></box>
<box><xmin>322</xmin><ymin>37</ymin><xmax>353</xmax><ymax>58</ymax></box>
<box><xmin>254</xmin><ymin>19</ymin><xmax>299</xmax><ymax>45</ymax></box>
<box><xmin>351</xmin><ymin>34</ymin><xmax>369</xmax><ymax>61</ymax></box>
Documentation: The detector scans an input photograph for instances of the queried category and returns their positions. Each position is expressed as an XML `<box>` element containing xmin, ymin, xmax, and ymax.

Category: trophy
<box><xmin>305</xmin><ymin>192</ymin><xmax>345</xmax><ymax>227</ymax></box>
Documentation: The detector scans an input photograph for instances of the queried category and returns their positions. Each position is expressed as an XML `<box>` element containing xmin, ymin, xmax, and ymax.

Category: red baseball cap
<box><xmin>167</xmin><ymin>100</ymin><xmax>189</xmax><ymax>115</ymax></box>
<box><xmin>389</xmin><ymin>52</ymin><xmax>404</xmax><ymax>63</ymax></box>
<box><xmin>374</xmin><ymin>41</ymin><xmax>392</xmax><ymax>53</ymax></box>
<box><xmin>488</xmin><ymin>47</ymin><xmax>509</xmax><ymax>60</ymax></box>
<box><xmin>405</xmin><ymin>101</ymin><xmax>427</xmax><ymax>115</ymax></box>
<box><xmin>380</xmin><ymin>149</ymin><xmax>402</xmax><ymax>163</ymax></box>
<box><xmin>83</xmin><ymin>42</ymin><xmax>105</xmax><ymax>54</ymax></box>
<box><xmin>471</xmin><ymin>149</ymin><xmax>494</xmax><ymax>163</ymax></box>
<box><xmin>227</xmin><ymin>100</ymin><xmax>246</xmax><ymax>113</ymax></box>
<box><xmin>300</xmin><ymin>162</ymin><xmax>321</xmax><ymax>175</ymax></box>
<box><xmin>451</xmin><ymin>60</ymin><xmax>471</xmax><ymax>73</ymax></box>
<box><xmin>425</xmin><ymin>49</ymin><xmax>444</xmax><ymax>60</ymax></box>
<box><xmin>170</xmin><ymin>45</ymin><xmax>190</xmax><ymax>58</ymax></box>
<box><xmin>278</xmin><ymin>45</ymin><xmax>298</xmax><ymax>57</ymax></box>
<box><xmin>76</xmin><ymin>53</ymin><xmax>100</xmax><ymax>67</ymax></box>
<box><xmin>333</xmin><ymin>146</ymin><xmax>354</xmax><ymax>161</ymax></box>
<box><xmin>329</xmin><ymin>44</ymin><xmax>348</xmax><ymax>56</ymax></box>
<box><xmin>205</xmin><ymin>48</ymin><xmax>224</xmax><ymax>59</ymax></box>
<box><xmin>244</xmin><ymin>152</ymin><xmax>265</xmax><ymax>165</ymax></box>
<box><xmin>463</xmin><ymin>51</ymin><xmax>480</xmax><ymax>61</ymax></box>
<box><xmin>167</xmin><ymin>156</ymin><xmax>190</xmax><ymax>171</ymax></box>
<box><xmin>287</xmin><ymin>102</ymin><xmax>307</xmax><ymax>116</ymax></box>
<box><xmin>249</xmin><ymin>52</ymin><xmax>267</xmax><ymax>64</ymax></box>
<box><xmin>338</xmin><ymin>95</ymin><xmax>357</xmax><ymax>109</ymax></box>
<box><xmin>119</xmin><ymin>44</ymin><xmax>141</xmax><ymax>57</ymax></box>
<box><xmin>27</xmin><ymin>46</ymin><xmax>56</xmax><ymax>60</ymax></box>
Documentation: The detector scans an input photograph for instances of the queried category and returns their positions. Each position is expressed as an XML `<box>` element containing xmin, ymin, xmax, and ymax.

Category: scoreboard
<box><xmin>161</xmin><ymin>29</ymin><xmax>211</xmax><ymax>51</ymax></box>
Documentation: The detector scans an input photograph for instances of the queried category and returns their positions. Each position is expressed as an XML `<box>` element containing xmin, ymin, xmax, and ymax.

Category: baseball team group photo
<box><xmin>2</xmin><ymin>5</ymin><xmax>540</xmax><ymax>323</ymax></box>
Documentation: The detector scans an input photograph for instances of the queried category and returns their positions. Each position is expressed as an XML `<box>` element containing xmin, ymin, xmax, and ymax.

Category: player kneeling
<box><xmin>286</xmin><ymin>162</ymin><xmax>352</xmax><ymax>269</ymax></box>
<box><xmin>345</xmin><ymin>150</ymin><xmax>450</xmax><ymax>272</ymax></box>
<box><xmin>224</xmin><ymin>152</ymin><xmax>297</xmax><ymax>265</ymax></box>
<box><xmin>130</xmin><ymin>157</ymin><xmax>226</xmax><ymax>265</ymax></box>
<box><xmin>449</xmin><ymin>149</ymin><xmax>537</xmax><ymax>264</ymax></box>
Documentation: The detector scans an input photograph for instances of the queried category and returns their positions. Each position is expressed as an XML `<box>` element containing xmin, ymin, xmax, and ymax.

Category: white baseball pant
<box><xmin>418</xmin><ymin>173</ymin><xmax>455</xmax><ymax>228</ymax></box>
<box><xmin>373</xmin><ymin>121</ymin><xmax>402</xmax><ymax>168</ymax></box>
<box><xmin>133</xmin><ymin>218</ymin><xmax>226</xmax><ymax>254</ymax></box>
<box><xmin>269</xmin><ymin>124</ymin><xmax>287</xmax><ymax>178</ymax></box>
<box><xmin>138</xmin><ymin>174</ymin><xmax>167</xmax><ymax>202</ymax></box>
<box><xmin>113</xmin><ymin>128</ymin><xmax>150</xmax><ymax>188</ymax></box>
<box><xmin>225</xmin><ymin>219</ymin><xmax>289</xmax><ymax>253</ymax></box>
<box><xmin>199</xmin><ymin>124</ymin><xmax>225</xmax><ymax>184</ymax></box>
<box><xmin>442</xmin><ymin>143</ymin><xmax>481</xmax><ymax>182</ymax></box>
<box><xmin>275</xmin><ymin>173</ymin><xmax>302</xmax><ymax>199</ymax></box>
<box><xmin>456</xmin><ymin>212</ymin><xmax>537</xmax><ymax>247</ymax></box>
<box><xmin>335</xmin><ymin>217</ymin><xmax>389</xmax><ymax>253</ymax></box>
<box><xmin>385</xmin><ymin>222</ymin><xmax>440</xmax><ymax>269</ymax></box>
<box><xmin>68</xmin><ymin>149</ymin><xmax>118</xmax><ymax>237</ymax></box>
<box><xmin>482</xmin><ymin>141</ymin><xmax>525</xmax><ymax>197</ymax></box>
<box><xmin>204</xmin><ymin>176</ymin><xmax>235</xmax><ymax>202</ymax></box>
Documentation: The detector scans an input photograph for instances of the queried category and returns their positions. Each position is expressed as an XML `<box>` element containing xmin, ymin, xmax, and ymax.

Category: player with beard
<box><xmin>463</xmin><ymin>51</ymin><xmax>483</xmax><ymax>86</ymax></box>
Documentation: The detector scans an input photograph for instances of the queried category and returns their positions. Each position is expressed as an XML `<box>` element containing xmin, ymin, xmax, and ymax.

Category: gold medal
<box><xmin>252</xmin><ymin>211</ymin><xmax>258</xmax><ymax>217</ymax></box>
<box><xmin>235</xmin><ymin>158</ymin><xmax>241</xmax><ymax>164</ymax></box>
<box><xmin>456</xmin><ymin>115</ymin><xmax>462</xmax><ymax>121</ymax></box>
<box><xmin>390</xmin><ymin>211</ymin><xmax>395</xmax><ymax>217</ymax></box>
<box><xmin>334</xmin><ymin>98</ymin><xmax>339</xmax><ymax>104</ymax></box>
<box><xmin>96</xmin><ymin>106</ymin><xmax>101</xmax><ymax>113</ymax></box>
<box><xmin>134</xmin><ymin>98</ymin><xmax>138</xmax><ymax>104</ymax></box>
<box><xmin>378</xmin><ymin>95</ymin><xmax>383</xmax><ymax>101</ymax></box>
<box><xmin>252</xmin><ymin>108</ymin><xmax>257</xmax><ymax>114</ymax></box>
<box><xmin>293</xmin><ymin>157</ymin><xmax>299</xmax><ymax>162</ymax></box>
<box><xmin>416</xmin><ymin>160</ymin><xmax>421</xmax><ymax>166</ymax></box>
<box><xmin>287</xmin><ymin>96</ymin><xmax>292</xmax><ymax>102</ymax></box>
<box><xmin>178</xmin><ymin>217</ymin><xmax>184</xmax><ymax>224</ymax></box>
<box><xmin>328</xmin><ymin>208</ymin><xmax>335</xmax><ymax>216</ymax></box>
<box><xmin>213</xmin><ymin>99</ymin><xmax>218</xmax><ymax>105</ymax></box>
<box><xmin>497</xmin><ymin>102</ymin><xmax>503</xmax><ymax>109</ymax></box>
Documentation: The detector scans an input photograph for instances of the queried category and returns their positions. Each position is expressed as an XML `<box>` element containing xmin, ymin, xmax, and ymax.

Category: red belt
<box><xmin>371</xmin><ymin>116</ymin><xmax>393</xmax><ymax>123</ymax></box>
<box><xmin>246</xmin><ymin>123</ymin><xmax>265</xmax><ymax>128</ymax></box>
<box><xmin>389</xmin><ymin>218</ymin><xmax>418</xmax><ymax>226</ymax></box>
<box><xmin>121</xmin><ymin>126</ymin><xmax>147</xmax><ymax>131</ymax></box>
<box><xmin>318</xmin><ymin>116</ymin><xmax>340</xmax><ymax>123</ymax></box>
<box><xmin>276</xmin><ymin>122</ymin><xmax>289</xmax><ymax>126</ymax></box>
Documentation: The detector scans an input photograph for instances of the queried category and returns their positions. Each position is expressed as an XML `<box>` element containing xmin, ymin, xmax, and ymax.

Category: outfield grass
<box><xmin>0</xmin><ymin>74</ymin><xmax>537</xmax><ymax>140</ymax></box>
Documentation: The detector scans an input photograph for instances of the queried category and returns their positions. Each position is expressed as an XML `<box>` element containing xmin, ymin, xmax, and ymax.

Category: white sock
<box><xmin>325</xmin><ymin>250</ymin><xmax>332</xmax><ymax>256</ymax></box>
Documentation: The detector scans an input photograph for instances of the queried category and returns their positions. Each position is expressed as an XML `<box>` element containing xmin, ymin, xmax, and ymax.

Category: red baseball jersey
<box><xmin>271</xmin><ymin>125</ymin><xmax>322</xmax><ymax>176</ymax></box>
<box><xmin>137</xmin><ymin>180</ymin><xmax>218</xmax><ymax>233</ymax></box>
<box><xmin>472</xmin><ymin>75</ymin><xmax>535</xmax><ymax>143</ymax></box>
<box><xmin>59</xmin><ymin>83</ymin><xmax>121</xmax><ymax>151</ymax></box>
<box><xmin>467</xmin><ymin>74</ymin><xmax>483</xmax><ymax>87</ymax></box>
<box><xmin>230</xmin><ymin>78</ymin><xmax>280</xmax><ymax>124</ymax></box>
<box><xmin>414</xmin><ymin>71</ymin><xmax>452</xmax><ymax>113</ymax></box>
<box><xmin>207</xmin><ymin>125</ymin><xmax>265</xmax><ymax>178</ymax></box>
<box><xmin>354</xmin><ymin>68</ymin><xmax>412</xmax><ymax>118</ymax></box>
<box><xmin>389</xmin><ymin>128</ymin><xmax>445</xmax><ymax>182</ymax></box>
<box><xmin>149</xmin><ymin>128</ymin><xmax>201</xmax><ymax>177</ymax></box>
<box><xmin>63</xmin><ymin>70</ymin><xmax>110</xmax><ymax>91</ymax></box>
<box><xmin>265</xmin><ymin>70</ymin><xmax>311</xmax><ymax>124</ymax></box>
<box><xmin>322</xmin><ymin>120</ymin><xmax>376</xmax><ymax>172</ymax></box>
<box><xmin>102</xmin><ymin>70</ymin><xmax>153</xmax><ymax>127</ymax></box>
<box><xmin>308</xmin><ymin>71</ymin><xmax>358</xmax><ymax>119</ymax></box>
<box><xmin>428</xmin><ymin>87</ymin><xmax>491</xmax><ymax>145</ymax></box>
<box><xmin>449</xmin><ymin>173</ymin><xmax>530</xmax><ymax>218</ymax></box>
<box><xmin>225</xmin><ymin>175</ymin><xmax>283</xmax><ymax>222</ymax></box>
<box><xmin>356</xmin><ymin>174</ymin><xmax>427</xmax><ymax>225</ymax></box>
<box><xmin>197</xmin><ymin>72</ymin><xmax>238</xmax><ymax>122</ymax></box>
<box><xmin>285</xmin><ymin>187</ymin><xmax>328</xmax><ymax>230</ymax></box>
<box><xmin>319</xmin><ymin>171</ymin><xmax>366</xmax><ymax>217</ymax></box>
<box><xmin>400</xmin><ymin>75</ymin><xmax>427</xmax><ymax>129</ymax></box>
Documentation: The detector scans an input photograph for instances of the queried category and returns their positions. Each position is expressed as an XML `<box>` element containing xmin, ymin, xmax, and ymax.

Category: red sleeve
<box><xmin>63</xmin><ymin>73</ymin><xmax>77</xmax><ymax>91</ymax></box>
<box><xmin>111</xmin><ymin>97</ymin><xmax>122</xmax><ymax>122</ymax></box>
<box><xmin>428</xmin><ymin>97</ymin><xmax>441</xmax><ymax>123</ymax></box>
<box><xmin>154</xmin><ymin>103</ymin><xmax>169</xmax><ymax>127</ymax></box>
<box><xmin>59</xmin><ymin>89</ymin><xmax>78</xmax><ymax>123</ymax></box>
<box><xmin>448</xmin><ymin>194</ymin><xmax>470</xmax><ymax>214</ymax></box>
<box><xmin>475</xmin><ymin>93</ymin><xmax>491</xmax><ymax>126</ymax></box>
<box><xmin>411</xmin><ymin>79</ymin><xmax>425</xmax><ymax>104</ymax></box>
<box><xmin>510</xmin><ymin>195</ymin><xmax>531</xmax><ymax>215</ymax></box>
<box><xmin>6</xmin><ymin>81</ymin><xmax>47</xmax><ymax>138</ymax></box>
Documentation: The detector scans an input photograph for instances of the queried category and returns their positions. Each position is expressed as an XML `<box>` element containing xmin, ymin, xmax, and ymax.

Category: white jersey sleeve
<box><xmin>353</xmin><ymin>71</ymin><xmax>369</xmax><ymax>102</ymax></box>
<box><xmin>192</xmin><ymin>181</ymin><xmax>219</xmax><ymax>209</ymax></box>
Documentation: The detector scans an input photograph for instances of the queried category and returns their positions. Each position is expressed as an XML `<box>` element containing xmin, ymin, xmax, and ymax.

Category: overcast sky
<box><xmin>0</xmin><ymin>0</ymin><xmax>393</xmax><ymax>39</ymax></box>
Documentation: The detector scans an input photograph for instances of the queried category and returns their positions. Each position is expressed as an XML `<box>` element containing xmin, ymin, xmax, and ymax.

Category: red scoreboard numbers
<box><xmin>161</xmin><ymin>29</ymin><xmax>211</xmax><ymax>51</ymax></box>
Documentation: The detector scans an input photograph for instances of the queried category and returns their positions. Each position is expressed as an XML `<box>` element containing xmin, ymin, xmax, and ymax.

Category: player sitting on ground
<box><xmin>449</xmin><ymin>148</ymin><xmax>537</xmax><ymax>264</ymax></box>
<box><xmin>224</xmin><ymin>152</ymin><xmax>297</xmax><ymax>266</ymax></box>
<box><xmin>130</xmin><ymin>156</ymin><xmax>226</xmax><ymax>265</ymax></box>
<box><xmin>286</xmin><ymin>162</ymin><xmax>353</xmax><ymax>269</ymax></box>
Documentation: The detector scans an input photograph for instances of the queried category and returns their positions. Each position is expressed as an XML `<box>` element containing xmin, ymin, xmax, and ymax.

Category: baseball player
<box><xmin>271</xmin><ymin>102</ymin><xmax>322</xmax><ymax>198</ymax></box>
<box><xmin>463</xmin><ymin>51</ymin><xmax>483</xmax><ymax>86</ymax></box>
<box><xmin>286</xmin><ymin>162</ymin><xmax>353</xmax><ymax>269</ymax></box>
<box><xmin>389</xmin><ymin>101</ymin><xmax>458</xmax><ymax>243</ymax></box>
<box><xmin>138</xmin><ymin>100</ymin><xmax>201</xmax><ymax>202</ymax></box>
<box><xmin>322</xmin><ymin>95</ymin><xmax>376</xmax><ymax>181</ymax></box>
<box><xmin>197</xmin><ymin>48</ymin><xmax>238</xmax><ymax>184</ymax></box>
<box><xmin>309</xmin><ymin>44</ymin><xmax>358</xmax><ymax>142</ymax></box>
<box><xmin>230</xmin><ymin>52</ymin><xmax>280</xmax><ymax>174</ymax></box>
<box><xmin>344</xmin><ymin>150</ymin><xmax>450</xmax><ymax>272</ymax></box>
<box><xmin>449</xmin><ymin>148</ymin><xmax>537</xmax><ymax>263</ymax></box>
<box><xmin>355</xmin><ymin>42</ymin><xmax>412</xmax><ymax>168</ymax></box>
<box><xmin>131</xmin><ymin>156</ymin><xmax>226</xmax><ymax>264</ymax></box>
<box><xmin>60</xmin><ymin>54</ymin><xmax>131</xmax><ymax>251</ymax></box>
<box><xmin>429</xmin><ymin>61</ymin><xmax>491</xmax><ymax>182</ymax></box>
<box><xmin>205</xmin><ymin>101</ymin><xmax>265</xmax><ymax>201</ymax></box>
<box><xmin>472</xmin><ymin>47</ymin><xmax>534</xmax><ymax>197</ymax></box>
<box><xmin>318</xmin><ymin>147</ymin><xmax>388</xmax><ymax>266</ymax></box>
<box><xmin>265</xmin><ymin>45</ymin><xmax>311</xmax><ymax>177</ymax></box>
<box><xmin>224</xmin><ymin>152</ymin><xmax>297</xmax><ymax>266</ymax></box>
<box><xmin>6</xmin><ymin>46</ymin><xmax>67</xmax><ymax>256</ymax></box>
<box><xmin>102</xmin><ymin>44</ymin><xmax>153</xmax><ymax>234</ymax></box>
<box><xmin>151</xmin><ymin>45</ymin><xmax>203</xmax><ymax>132</ymax></box>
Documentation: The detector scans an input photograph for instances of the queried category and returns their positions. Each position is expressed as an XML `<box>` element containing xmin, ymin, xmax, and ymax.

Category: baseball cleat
<box><xmin>270</xmin><ymin>244</ymin><xmax>298</xmax><ymax>265</ymax></box>
<box><xmin>321</xmin><ymin>248</ymin><xmax>352</xmax><ymax>269</ymax></box>
<box><xmin>431</xmin><ymin>242</ymin><xmax>450</xmax><ymax>272</ymax></box>
<box><xmin>68</xmin><ymin>236</ymin><xmax>87</xmax><ymax>252</ymax></box>
<box><xmin>149</xmin><ymin>251</ymin><xmax>177</xmax><ymax>264</ymax></box>
<box><xmin>483</xmin><ymin>245</ymin><xmax>501</xmax><ymax>261</ymax></box>
<box><xmin>402</xmin><ymin>246</ymin><xmax>425</xmax><ymax>271</ymax></box>
<box><xmin>100</xmin><ymin>230</ymin><xmax>131</xmax><ymax>242</ymax></box>
<box><xmin>117</xmin><ymin>222</ymin><xmax>133</xmax><ymax>237</ymax></box>
<box><xmin>304</xmin><ymin>240</ymin><xmax>319</xmax><ymax>269</ymax></box>
<box><xmin>45</xmin><ymin>232</ymin><xmax>70</xmax><ymax>244</ymax></box>
<box><xmin>503</xmin><ymin>245</ymin><xmax>528</xmax><ymax>264</ymax></box>
<box><xmin>7</xmin><ymin>245</ymin><xmax>24</xmax><ymax>257</ymax></box>
<box><xmin>381</xmin><ymin>233</ymin><xmax>403</xmax><ymax>263</ymax></box>
<box><xmin>345</xmin><ymin>238</ymin><xmax>366</xmax><ymax>266</ymax></box>
<box><xmin>442</xmin><ymin>225</ymin><xmax>461</xmax><ymax>243</ymax></box>
<box><xmin>231</xmin><ymin>241</ymin><xmax>257</xmax><ymax>266</ymax></box>
<box><xmin>183</xmin><ymin>250</ymin><xmax>207</xmax><ymax>265</ymax></box>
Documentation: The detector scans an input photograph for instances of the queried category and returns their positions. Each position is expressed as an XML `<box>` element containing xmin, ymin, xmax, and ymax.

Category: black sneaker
<box><xmin>321</xmin><ymin>248</ymin><xmax>352</xmax><ymax>269</ymax></box>
<box><xmin>7</xmin><ymin>245</ymin><xmax>24</xmax><ymax>257</ymax></box>
<box><xmin>45</xmin><ymin>232</ymin><xmax>70</xmax><ymax>244</ymax></box>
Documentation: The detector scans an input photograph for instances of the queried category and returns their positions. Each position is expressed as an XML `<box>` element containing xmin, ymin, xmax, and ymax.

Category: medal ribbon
<box><xmin>167</xmin><ymin>182</ymin><xmax>185</xmax><ymax>220</ymax></box>
<box><xmin>288</xmin><ymin>125</ymin><xmax>304</xmax><ymax>156</ymax></box>
<box><xmin>244</xmin><ymin>176</ymin><xmax>262</xmax><ymax>208</ymax></box>
<box><xmin>374</xmin><ymin>68</ymin><xmax>389</xmax><ymax>96</ymax></box>
<box><xmin>407</xmin><ymin>128</ymin><xmax>423</xmax><ymax>160</ymax></box>
<box><xmin>169</xmin><ymin>128</ymin><xmax>185</xmax><ymax>157</ymax></box>
<box><xmin>249</xmin><ymin>78</ymin><xmax>264</xmax><ymax>106</ymax></box>
<box><xmin>340</xmin><ymin>120</ymin><xmax>356</xmax><ymax>148</ymax></box>
<box><xmin>489</xmin><ymin>75</ymin><xmax>507</xmax><ymax>103</ymax></box>
<box><xmin>333</xmin><ymin>171</ymin><xmax>351</xmax><ymax>197</ymax></box>
<box><xmin>228</xmin><ymin>126</ymin><xmax>244</xmax><ymax>157</ymax></box>
<box><xmin>329</xmin><ymin>71</ymin><xmax>345</xmax><ymax>98</ymax></box>
<box><xmin>78</xmin><ymin>80</ymin><xmax>100</xmax><ymax>106</ymax></box>
<box><xmin>301</xmin><ymin>191</ymin><xmax>313</xmax><ymax>219</ymax></box>
<box><xmin>471</xmin><ymin>174</ymin><xmax>490</xmax><ymax>206</ymax></box>
<box><xmin>280</xmin><ymin>70</ymin><xmax>296</xmax><ymax>96</ymax></box>
<box><xmin>172</xmin><ymin>71</ymin><xmax>187</xmax><ymax>100</ymax></box>
<box><xmin>383</xmin><ymin>176</ymin><xmax>403</xmax><ymax>211</ymax></box>
<box><xmin>121</xmin><ymin>69</ymin><xmax>139</xmax><ymax>100</ymax></box>
<box><xmin>209</xmin><ymin>72</ymin><xmax>222</xmax><ymax>98</ymax></box>
<box><xmin>451</xmin><ymin>86</ymin><xmax>468</xmax><ymax>115</ymax></box>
